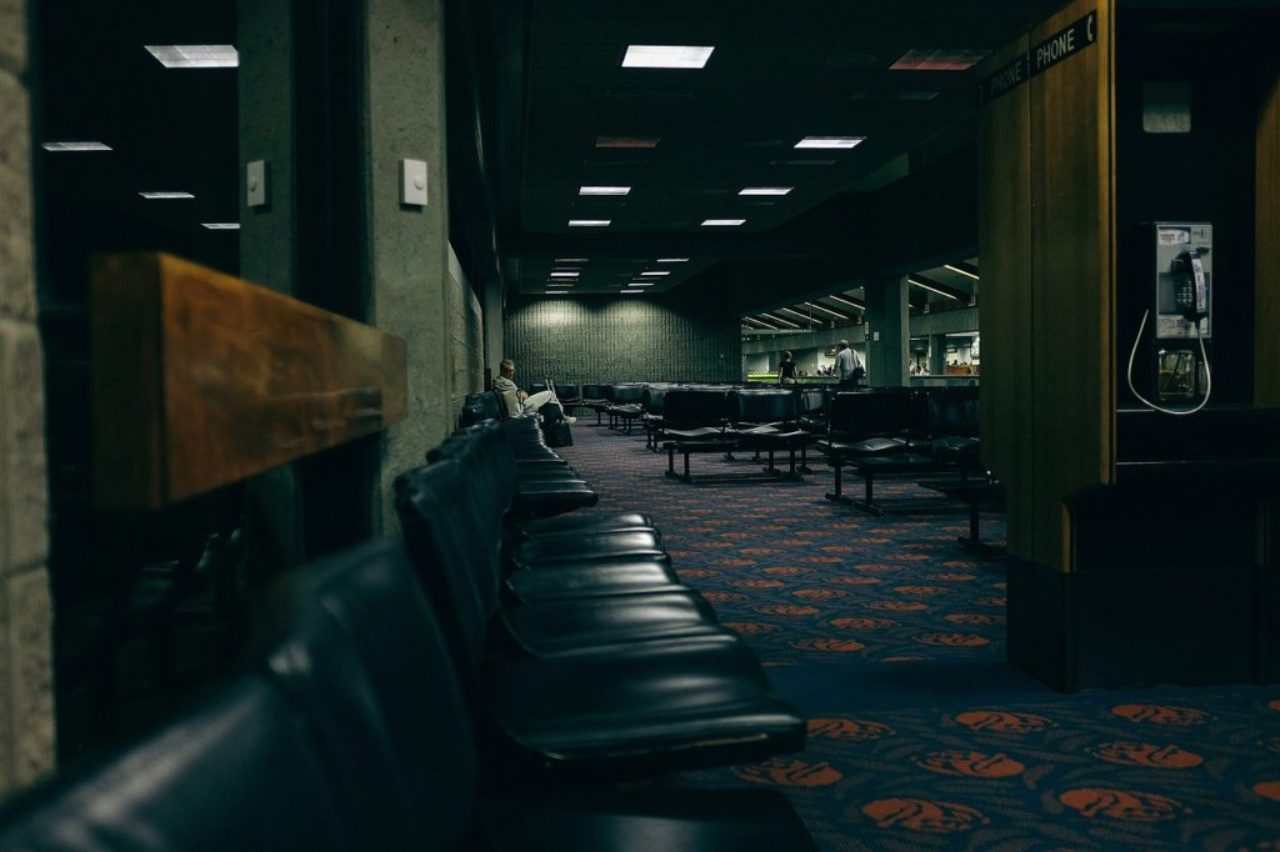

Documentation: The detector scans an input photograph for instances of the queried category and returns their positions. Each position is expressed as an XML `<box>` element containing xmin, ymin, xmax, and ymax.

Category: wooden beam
<box><xmin>92</xmin><ymin>253</ymin><xmax>408</xmax><ymax>510</ymax></box>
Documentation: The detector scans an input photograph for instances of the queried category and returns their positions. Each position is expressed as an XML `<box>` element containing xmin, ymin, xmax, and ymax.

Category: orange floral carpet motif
<box><xmin>557</xmin><ymin>425</ymin><xmax>1280</xmax><ymax>850</ymax></box>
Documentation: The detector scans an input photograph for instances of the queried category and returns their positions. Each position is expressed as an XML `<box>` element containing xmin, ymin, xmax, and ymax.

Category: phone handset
<box><xmin>1172</xmin><ymin>248</ymin><xmax>1210</xmax><ymax>323</ymax></box>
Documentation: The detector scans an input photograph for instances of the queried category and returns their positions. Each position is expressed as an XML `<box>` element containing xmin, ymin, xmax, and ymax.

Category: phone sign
<box><xmin>1158</xmin><ymin>227</ymin><xmax>1191</xmax><ymax>245</ymax></box>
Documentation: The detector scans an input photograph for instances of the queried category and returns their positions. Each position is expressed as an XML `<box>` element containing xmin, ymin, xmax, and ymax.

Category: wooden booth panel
<box><xmin>92</xmin><ymin>253</ymin><xmax>408</xmax><ymax>510</ymax></box>
<box><xmin>1027</xmin><ymin>0</ymin><xmax>1115</xmax><ymax>571</ymax></box>
<box><xmin>977</xmin><ymin>33</ymin><xmax>1035</xmax><ymax>558</ymax></box>
<box><xmin>1257</xmin><ymin>74</ymin><xmax>1280</xmax><ymax>406</ymax></box>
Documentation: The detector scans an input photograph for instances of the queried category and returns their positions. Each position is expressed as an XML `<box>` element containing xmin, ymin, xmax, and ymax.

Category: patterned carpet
<box><xmin>555</xmin><ymin>422</ymin><xmax>1280</xmax><ymax>851</ymax></box>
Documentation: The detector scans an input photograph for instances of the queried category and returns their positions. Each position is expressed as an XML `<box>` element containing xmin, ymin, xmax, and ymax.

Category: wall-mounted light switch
<box><xmin>400</xmin><ymin>158</ymin><xmax>428</xmax><ymax>206</ymax></box>
<box><xmin>246</xmin><ymin>160</ymin><xmax>269</xmax><ymax>208</ymax></box>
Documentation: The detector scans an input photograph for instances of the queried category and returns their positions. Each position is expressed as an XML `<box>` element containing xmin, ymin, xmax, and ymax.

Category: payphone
<box><xmin>1125</xmin><ymin>222</ymin><xmax>1213</xmax><ymax>414</ymax></box>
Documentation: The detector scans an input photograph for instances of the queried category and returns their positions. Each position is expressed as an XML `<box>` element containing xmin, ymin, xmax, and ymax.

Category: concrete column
<box><xmin>930</xmin><ymin>333</ymin><xmax>948</xmax><ymax>375</ymax></box>
<box><xmin>483</xmin><ymin>275</ymin><xmax>504</xmax><ymax>386</ymax></box>
<box><xmin>362</xmin><ymin>0</ymin><xmax>451</xmax><ymax>533</ymax></box>
<box><xmin>865</xmin><ymin>274</ymin><xmax>909</xmax><ymax>387</ymax></box>
<box><xmin>0</xmin><ymin>0</ymin><xmax>56</xmax><ymax>795</ymax></box>
<box><xmin>238</xmin><ymin>0</ymin><xmax>304</xmax><ymax>571</ymax></box>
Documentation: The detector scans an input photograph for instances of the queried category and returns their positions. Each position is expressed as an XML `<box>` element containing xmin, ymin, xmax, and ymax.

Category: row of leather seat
<box><xmin>0</xmin><ymin>418</ymin><xmax>815</xmax><ymax>850</ymax></box>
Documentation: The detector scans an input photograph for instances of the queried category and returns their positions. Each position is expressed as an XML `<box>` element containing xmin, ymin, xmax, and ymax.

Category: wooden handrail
<box><xmin>92</xmin><ymin>253</ymin><xmax>407</xmax><ymax>509</ymax></box>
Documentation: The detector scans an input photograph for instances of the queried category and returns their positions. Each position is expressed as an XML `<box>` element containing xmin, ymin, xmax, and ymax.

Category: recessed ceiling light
<box><xmin>139</xmin><ymin>191</ymin><xmax>195</xmax><ymax>199</ymax></box>
<box><xmin>907</xmin><ymin>276</ymin><xmax>962</xmax><ymax>300</ymax></box>
<box><xmin>657</xmin><ymin>257</ymin><xmax>689</xmax><ymax>263</ymax></box>
<box><xmin>545</xmin><ymin>290</ymin><xmax>570</xmax><ymax>295</ymax></box>
<box><xmin>620</xmin><ymin>289</ymin><xmax>645</xmax><ymax>294</ymax></box>
<box><xmin>555</xmin><ymin>257</ymin><xmax>589</xmax><ymax>263</ymax></box>
<box><xmin>630</xmin><ymin>282</ymin><xmax>655</xmax><ymax>287</ymax></box>
<box><xmin>621</xmin><ymin>45</ymin><xmax>715</xmax><ymax>69</ymax></box>
<box><xmin>42</xmin><ymin>141</ymin><xmax>112</xmax><ymax>152</ymax></box>
<box><xmin>805</xmin><ymin>301</ymin><xmax>849</xmax><ymax>319</ymax></box>
<box><xmin>144</xmin><ymin>45</ymin><xmax>239</xmax><ymax>69</ymax></box>
<box><xmin>568</xmin><ymin>219</ymin><xmax>611</xmax><ymax>227</ymax></box>
<box><xmin>828</xmin><ymin>294</ymin><xmax>866</xmax><ymax>310</ymax></box>
<box><xmin>794</xmin><ymin>136</ymin><xmax>865</xmax><ymax>149</ymax></box>
<box><xmin>890</xmin><ymin>49</ymin><xmax>988</xmax><ymax>71</ymax></box>
<box><xmin>738</xmin><ymin>187</ymin><xmax>793</xmax><ymax>196</ymax></box>
<box><xmin>549</xmin><ymin>271</ymin><xmax>579</xmax><ymax>278</ymax></box>
<box><xmin>639</xmin><ymin>271</ymin><xmax>669</xmax><ymax>277</ymax></box>
<box><xmin>201</xmin><ymin>222</ymin><xmax>240</xmax><ymax>230</ymax></box>
<box><xmin>944</xmin><ymin>263</ymin><xmax>980</xmax><ymax>280</ymax></box>
<box><xmin>595</xmin><ymin>135</ymin><xmax>660</xmax><ymax>149</ymax></box>
<box><xmin>579</xmin><ymin>185</ymin><xmax>632</xmax><ymax>196</ymax></box>
<box><xmin>701</xmin><ymin>219</ymin><xmax>745</xmax><ymax>226</ymax></box>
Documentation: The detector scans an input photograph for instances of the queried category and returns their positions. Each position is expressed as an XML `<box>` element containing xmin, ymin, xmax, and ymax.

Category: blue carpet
<box><xmin>556</xmin><ymin>423</ymin><xmax>1280</xmax><ymax>851</ymax></box>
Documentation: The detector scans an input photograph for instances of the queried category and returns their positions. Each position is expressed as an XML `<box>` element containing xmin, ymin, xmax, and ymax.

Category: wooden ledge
<box><xmin>92</xmin><ymin>253</ymin><xmax>407</xmax><ymax>510</ymax></box>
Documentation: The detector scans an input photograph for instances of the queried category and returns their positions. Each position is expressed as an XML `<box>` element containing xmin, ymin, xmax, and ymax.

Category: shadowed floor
<box><xmin>556</xmin><ymin>423</ymin><xmax>1280</xmax><ymax>851</ymax></box>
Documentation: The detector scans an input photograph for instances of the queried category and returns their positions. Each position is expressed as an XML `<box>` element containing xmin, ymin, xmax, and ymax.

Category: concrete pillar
<box><xmin>363</xmin><ymin>0</ymin><xmax>451</xmax><ymax>533</ymax></box>
<box><xmin>865</xmin><ymin>274</ymin><xmax>909</xmax><ymax>387</ymax></box>
<box><xmin>238</xmin><ymin>0</ymin><xmax>452</xmax><ymax>543</ymax></box>
<box><xmin>0</xmin><ymin>0</ymin><xmax>56</xmax><ymax>795</ymax></box>
<box><xmin>483</xmin><ymin>275</ymin><xmax>504</xmax><ymax>386</ymax></box>
<box><xmin>930</xmin><ymin>333</ymin><xmax>948</xmax><ymax>375</ymax></box>
<box><xmin>238</xmin><ymin>0</ymin><xmax>305</xmax><ymax>571</ymax></box>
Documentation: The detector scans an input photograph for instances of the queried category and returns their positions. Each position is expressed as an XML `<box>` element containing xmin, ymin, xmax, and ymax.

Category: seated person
<box><xmin>493</xmin><ymin>359</ymin><xmax>575</xmax><ymax>422</ymax></box>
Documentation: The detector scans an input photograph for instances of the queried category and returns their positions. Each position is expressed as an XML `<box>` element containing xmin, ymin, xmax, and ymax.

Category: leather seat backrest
<box><xmin>643</xmin><ymin>386</ymin><xmax>667</xmax><ymax>413</ymax></box>
<box><xmin>0</xmin><ymin>674</ymin><xmax>361</xmax><ymax>852</ymax></box>
<box><xmin>732</xmin><ymin>390</ymin><xmax>797</xmax><ymax>425</ymax></box>
<box><xmin>581</xmin><ymin>384</ymin><xmax>605</xmax><ymax>400</ymax></box>
<box><xmin>610</xmin><ymin>383</ymin><xmax>646</xmax><ymax>404</ymax></box>
<box><xmin>556</xmin><ymin>383</ymin><xmax>580</xmax><ymax>400</ymax></box>
<box><xmin>927</xmin><ymin>389</ymin><xmax>980</xmax><ymax>437</ymax></box>
<box><xmin>798</xmin><ymin>388</ymin><xmax>826</xmax><ymax>417</ymax></box>
<box><xmin>663</xmin><ymin>389</ymin><xmax>730</xmax><ymax>428</ymax></box>
<box><xmin>829</xmin><ymin>392</ymin><xmax>919</xmax><ymax>438</ymax></box>
<box><xmin>260</xmin><ymin>540</ymin><xmax>480</xmax><ymax>849</ymax></box>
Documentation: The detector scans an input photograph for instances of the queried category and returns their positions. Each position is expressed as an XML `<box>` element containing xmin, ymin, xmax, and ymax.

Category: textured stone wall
<box><xmin>504</xmin><ymin>285</ymin><xmax>742</xmax><ymax>385</ymax></box>
<box><xmin>0</xmin><ymin>0</ymin><xmax>56</xmax><ymax>796</ymax></box>
<box><xmin>447</xmin><ymin>245</ymin><xmax>484</xmax><ymax>409</ymax></box>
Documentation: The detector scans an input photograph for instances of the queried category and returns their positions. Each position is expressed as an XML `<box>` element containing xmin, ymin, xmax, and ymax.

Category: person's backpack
<box><xmin>543</xmin><ymin>418</ymin><xmax>573</xmax><ymax>447</ymax></box>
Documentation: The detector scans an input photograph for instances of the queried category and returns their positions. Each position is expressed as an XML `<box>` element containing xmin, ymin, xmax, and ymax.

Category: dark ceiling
<box><xmin>483</xmin><ymin>0</ymin><xmax>1068</xmax><ymax>300</ymax></box>
<box><xmin>33</xmin><ymin>0</ymin><xmax>1071</xmax><ymax>313</ymax></box>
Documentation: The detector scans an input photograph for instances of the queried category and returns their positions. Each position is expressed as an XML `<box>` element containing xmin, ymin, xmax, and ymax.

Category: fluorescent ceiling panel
<box><xmin>639</xmin><ymin>271</ymin><xmax>669</xmax><ymax>277</ymax></box>
<box><xmin>620</xmin><ymin>289</ymin><xmax>645</xmax><ymax>294</ymax></box>
<box><xmin>545</xmin><ymin>290</ymin><xmax>570</xmax><ymax>295</ymax></box>
<box><xmin>944</xmin><ymin>263</ymin><xmax>980</xmax><ymax>280</ymax></box>
<box><xmin>889</xmin><ymin>49</ymin><xmax>987</xmax><ymax>71</ymax></box>
<box><xmin>739</xmin><ymin>187</ymin><xmax>792</xmax><ymax>196</ymax></box>
<box><xmin>201</xmin><ymin>222</ymin><xmax>240</xmax><ymax>230</ymax></box>
<box><xmin>656</xmin><ymin>257</ymin><xmax>689</xmax><ymax>263</ymax></box>
<box><xmin>145</xmin><ymin>45</ymin><xmax>239</xmax><ymax>68</ymax></box>
<box><xmin>908</xmin><ymin>277</ymin><xmax>961</xmax><ymax>300</ymax></box>
<box><xmin>42</xmin><ymin>141</ymin><xmax>112</xmax><ymax>151</ymax></box>
<box><xmin>549</xmin><ymin>271</ymin><xmax>579</xmax><ymax>278</ymax></box>
<box><xmin>701</xmin><ymin>218</ymin><xmax>745</xmax><ymax>226</ymax></box>
<box><xmin>568</xmin><ymin>219</ymin><xmax>611</xmax><ymax>227</ymax></box>
<box><xmin>579</xmin><ymin>185</ymin><xmax>631</xmax><ymax>196</ymax></box>
<box><xmin>794</xmin><ymin>136</ymin><xmax>865</xmax><ymax>149</ymax></box>
<box><xmin>828</xmin><ymin>294</ymin><xmax>865</xmax><ymax>310</ymax></box>
<box><xmin>555</xmin><ymin>257</ymin><xmax>589</xmax><ymax>262</ymax></box>
<box><xmin>139</xmin><ymin>191</ymin><xmax>195</xmax><ymax>199</ymax></box>
<box><xmin>630</xmin><ymin>282</ymin><xmax>655</xmax><ymax>287</ymax></box>
<box><xmin>621</xmin><ymin>45</ymin><xmax>715</xmax><ymax>69</ymax></box>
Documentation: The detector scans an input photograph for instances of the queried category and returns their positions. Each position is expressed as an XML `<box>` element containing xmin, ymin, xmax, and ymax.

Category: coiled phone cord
<box><xmin>1125</xmin><ymin>308</ymin><xmax>1212</xmax><ymax>416</ymax></box>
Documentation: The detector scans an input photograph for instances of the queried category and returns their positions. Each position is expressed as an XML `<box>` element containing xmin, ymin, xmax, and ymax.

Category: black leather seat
<box><xmin>0</xmin><ymin>674</ymin><xmax>363</xmax><ymax>852</ymax></box>
<box><xmin>399</xmin><ymin>457</ymin><xmax>721</xmax><ymax>644</ymax></box>
<box><xmin>605</xmin><ymin>383</ymin><xmax>646</xmax><ymax>432</ymax></box>
<box><xmin>392</xmin><ymin>471</ymin><xmax>806</xmax><ymax>777</ymax></box>
<box><xmin>262</xmin><ymin>539</ymin><xmax>817</xmax><ymax>849</ymax></box>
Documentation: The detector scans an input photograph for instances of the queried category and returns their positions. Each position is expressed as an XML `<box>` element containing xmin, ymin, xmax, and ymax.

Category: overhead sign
<box><xmin>977</xmin><ymin>11</ymin><xmax>1098</xmax><ymax>104</ymax></box>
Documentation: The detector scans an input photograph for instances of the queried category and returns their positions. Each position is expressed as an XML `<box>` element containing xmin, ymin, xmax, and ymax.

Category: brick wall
<box><xmin>504</xmin><ymin>283</ymin><xmax>741</xmax><ymax>385</ymax></box>
<box><xmin>0</xmin><ymin>0</ymin><xmax>56</xmax><ymax>797</ymax></box>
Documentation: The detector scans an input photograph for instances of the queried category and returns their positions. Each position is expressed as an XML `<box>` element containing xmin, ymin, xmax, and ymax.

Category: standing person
<box><xmin>777</xmin><ymin>351</ymin><xmax>798</xmax><ymax>385</ymax></box>
<box><xmin>835</xmin><ymin>340</ymin><xmax>863</xmax><ymax>389</ymax></box>
<box><xmin>492</xmin><ymin>359</ymin><xmax>574</xmax><ymax>421</ymax></box>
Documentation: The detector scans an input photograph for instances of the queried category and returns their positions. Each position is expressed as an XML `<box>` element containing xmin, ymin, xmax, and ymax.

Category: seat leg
<box><xmin>826</xmin><ymin>458</ymin><xmax>848</xmax><ymax>502</ymax></box>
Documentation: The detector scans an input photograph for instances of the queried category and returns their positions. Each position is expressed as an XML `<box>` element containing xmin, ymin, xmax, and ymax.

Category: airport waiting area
<box><xmin>4</xmin><ymin>375</ymin><xmax>1280</xmax><ymax>850</ymax></box>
